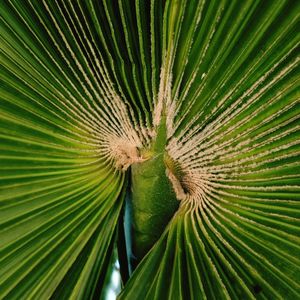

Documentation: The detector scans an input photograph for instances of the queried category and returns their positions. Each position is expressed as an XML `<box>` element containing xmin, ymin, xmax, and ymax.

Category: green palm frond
<box><xmin>0</xmin><ymin>0</ymin><xmax>299</xmax><ymax>299</ymax></box>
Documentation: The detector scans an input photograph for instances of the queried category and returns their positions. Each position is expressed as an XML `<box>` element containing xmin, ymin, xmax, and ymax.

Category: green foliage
<box><xmin>0</xmin><ymin>0</ymin><xmax>299</xmax><ymax>299</ymax></box>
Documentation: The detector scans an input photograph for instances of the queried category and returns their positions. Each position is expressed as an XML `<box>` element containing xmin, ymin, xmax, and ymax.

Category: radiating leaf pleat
<box><xmin>120</xmin><ymin>198</ymin><xmax>300</xmax><ymax>299</ymax></box>
<box><xmin>0</xmin><ymin>0</ymin><xmax>132</xmax><ymax>298</ymax></box>
<box><xmin>121</xmin><ymin>0</ymin><xmax>300</xmax><ymax>299</ymax></box>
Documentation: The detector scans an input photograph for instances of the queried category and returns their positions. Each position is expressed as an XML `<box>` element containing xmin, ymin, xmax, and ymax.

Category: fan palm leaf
<box><xmin>0</xmin><ymin>0</ymin><xmax>299</xmax><ymax>299</ymax></box>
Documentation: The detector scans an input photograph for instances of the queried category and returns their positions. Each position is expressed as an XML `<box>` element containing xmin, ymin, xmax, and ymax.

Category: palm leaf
<box><xmin>0</xmin><ymin>0</ymin><xmax>299</xmax><ymax>299</ymax></box>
